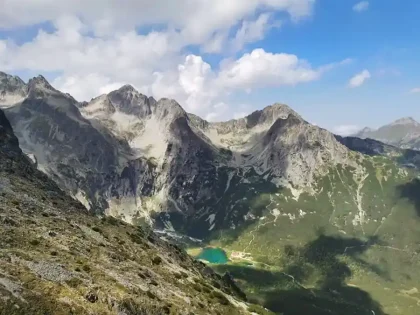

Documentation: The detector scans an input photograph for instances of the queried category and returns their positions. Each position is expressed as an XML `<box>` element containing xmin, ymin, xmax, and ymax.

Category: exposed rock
<box><xmin>0</xmin><ymin>107</ymin><xmax>250</xmax><ymax>314</ymax></box>
<box><xmin>85</xmin><ymin>291</ymin><xmax>99</xmax><ymax>303</ymax></box>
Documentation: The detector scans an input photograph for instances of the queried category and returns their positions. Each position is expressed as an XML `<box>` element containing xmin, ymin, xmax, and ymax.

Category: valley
<box><xmin>2</xmin><ymin>71</ymin><xmax>420</xmax><ymax>314</ymax></box>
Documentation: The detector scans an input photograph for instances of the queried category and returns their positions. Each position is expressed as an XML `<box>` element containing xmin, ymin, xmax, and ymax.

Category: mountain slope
<box><xmin>0</xmin><ymin>108</ymin><xmax>255</xmax><ymax>315</ymax></box>
<box><xmin>2</xmin><ymin>72</ymin><xmax>420</xmax><ymax>314</ymax></box>
<box><xmin>354</xmin><ymin>117</ymin><xmax>420</xmax><ymax>150</ymax></box>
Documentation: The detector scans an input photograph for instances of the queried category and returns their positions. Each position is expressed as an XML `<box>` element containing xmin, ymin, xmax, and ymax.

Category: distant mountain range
<box><xmin>354</xmin><ymin>117</ymin><xmax>420</xmax><ymax>150</ymax></box>
<box><xmin>2</xmin><ymin>70</ymin><xmax>420</xmax><ymax>314</ymax></box>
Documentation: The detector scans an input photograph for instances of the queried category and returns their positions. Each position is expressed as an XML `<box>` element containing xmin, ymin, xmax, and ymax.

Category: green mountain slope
<box><xmin>196</xmin><ymin>152</ymin><xmax>420</xmax><ymax>315</ymax></box>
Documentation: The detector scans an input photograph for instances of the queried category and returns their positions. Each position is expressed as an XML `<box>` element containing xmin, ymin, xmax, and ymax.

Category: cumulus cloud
<box><xmin>231</xmin><ymin>13</ymin><xmax>280</xmax><ymax>52</ymax></box>
<box><xmin>349</xmin><ymin>70</ymin><xmax>371</xmax><ymax>88</ymax></box>
<box><xmin>0</xmin><ymin>0</ymin><xmax>315</xmax><ymax>36</ymax></box>
<box><xmin>0</xmin><ymin>0</ymin><xmax>347</xmax><ymax>120</ymax></box>
<box><xmin>410</xmin><ymin>87</ymin><xmax>420</xmax><ymax>94</ymax></box>
<box><xmin>353</xmin><ymin>1</ymin><xmax>369</xmax><ymax>12</ymax></box>
<box><xmin>332</xmin><ymin>125</ymin><xmax>361</xmax><ymax>136</ymax></box>
<box><xmin>218</xmin><ymin>49</ymin><xmax>320</xmax><ymax>90</ymax></box>
<box><xmin>52</xmin><ymin>74</ymin><xmax>127</xmax><ymax>101</ymax></box>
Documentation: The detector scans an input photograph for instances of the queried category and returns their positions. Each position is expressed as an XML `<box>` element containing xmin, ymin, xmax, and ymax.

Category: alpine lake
<box><xmin>196</xmin><ymin>247</ymin><xmax>229</xmax><ymax>264</ymax></box>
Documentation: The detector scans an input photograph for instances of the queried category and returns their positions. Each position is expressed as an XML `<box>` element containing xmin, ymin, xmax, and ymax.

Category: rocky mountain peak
<box><xmin>359</xmin><ymin>127</ymin><xmax>374</xmax><ymax>133</ymax></box>
<box><xmin>391</xmin><ymin>116</ymin><xmax>419</xmax><ymax>126</ymax></box>
<box><xmin>154</xmin><ymin>98</ymin><xmax>186</xmax><ymax>120</ymax></box>
<box><xmin>0</xmin><ymin>72</ymin><xmax>28</xmax><ymax>108</ymax></box>
<box><xmin>117</xmin><ymin>84</ymin><xmax>138</xmax><ymax>93</ymax></box>
<box><xmin>107</xmin><ymin>85</ymin><xmax>153</xmax><ymax>118</ymax></box>
<box><xmin>243</xmin><ymin>102</ymin><xmax>302</xmax><ymax>129</ymax></box>
<box><xmin>79</xmin><ymin>94</ymin><xmax>116</xmax><ymax>119</ymax></box>
<box><xmin>0</xmin><ymin>71</ymin><xmax>26</xmax><ymax>86</ymax></box>
<box><xmin>264</xmin><ymin>103</ymin><xmax>301</xmax><ymax>118</ymax></box>
<box><xmin>28</xmin><ymin>75</ymin><xmax>54</xmax><ymax>91</ymax></box>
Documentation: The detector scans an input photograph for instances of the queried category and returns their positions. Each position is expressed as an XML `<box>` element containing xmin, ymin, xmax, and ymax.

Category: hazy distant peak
<box><xmin>391</xmin><ymin>117</ymin><xmax>419</xmax><ymax>126</ymax></box>
<box><xmin>360</xmin><ymin>127</ymin><xmax>374</xmax><ymax>133</ymax></box>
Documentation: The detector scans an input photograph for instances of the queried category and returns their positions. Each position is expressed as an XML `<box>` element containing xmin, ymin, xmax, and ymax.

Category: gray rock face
<box><xmin>0</xmin><ymin>106</ymin><xmax>23</xmax><ymax>163</ymax></box>
<box><xmin>107</xmin><ymin>85</ymin><xmax>156</xmax><ymax>118</ymax></box>
<box><xmin>3</xmin><ymin>76</ymin><xmax>156</xmax><ymax>215</ymax></box>
<box><xmin>354</xmin><ymin>117</ymin><xmax>420</xmax><ymax>150</ymax></box>
<box><xmin>0</xmin><ymin>108</ymin><xmax>249</xmax><ymax>315</ymax></box>
<box><xmin>0</xmin><ymin>72</ymin><xmax>28</xmax><ymax>108</ymax></box>
<box><xmin>1</xmin><ymin>72</ymin><xmax>362</xmax><ymax>228</ymax></box>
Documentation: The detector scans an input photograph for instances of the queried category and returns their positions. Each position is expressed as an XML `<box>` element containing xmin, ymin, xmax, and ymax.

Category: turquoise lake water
<box><xmin>196</xmin><ymin>247</ymin><xmax>228</xmax><ymax>264</ymax></box>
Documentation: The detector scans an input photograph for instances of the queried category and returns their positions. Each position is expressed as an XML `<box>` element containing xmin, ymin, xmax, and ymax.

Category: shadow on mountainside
<box><xmin>153</xmin><ymin>168</ymin><xmax>282</xmax><ymax>243</ymax></box>
<box><xmin>215</xmin><ymin>232</ymin><xmax>389</xmax><ymax>315</ymax></box>
<box><xmin>397</xmin><ymin>178</ymin><xmax>420</xmax><ymax>217</ymax></box>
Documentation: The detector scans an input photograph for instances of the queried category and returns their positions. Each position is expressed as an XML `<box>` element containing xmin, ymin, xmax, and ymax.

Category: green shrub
<box><xmin>65</xmin><ymin>278</ymin><xmax>83</xmax><ymax>288</ymax></box>
<box><xmin>91</xmin><ymin>226</ymin><xmax>102</xmax><ymax>233</ymax></box>
<box><xmin>151</xmin><ymin>256</ymin><xmax>162</xmax><ymax>265</ymax></box>
<box><xmin>211</xmin><ymin>290</ymin><xmax>230</xmax><ymax>306</ymax></box>
<box><xmin>29</xmin><ymin>239</ymin><xmax>40</xmax><ymax>246</ymax></box>
<box><xmin>192</xmin><ymin>283</ymin><xmax>202</xmax><ymax>292</ymax></box>
<box><xmin>248</xmin><ymin>304</ymin><xmax>275</xmax><ymax>315</ymax></box>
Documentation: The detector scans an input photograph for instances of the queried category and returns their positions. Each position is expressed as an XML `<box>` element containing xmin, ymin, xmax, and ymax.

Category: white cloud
<box><xmin>349</xmin><ymin>69</ymin><xmax>371</xmax><ymax>88</ymax></box>
<box><xmin>149</xmin><ymin>49</ymin><xmax>346</xmax><ymax>118</ymax></box>
<box><xmin>231</xmin><ymin>13</ymin><xmax>280</xmax><ymax>52</ymax></box>
<box><xmin>332</xmin><ymin>125</ymin><xmax>361</xmax><ymax>136</ymax></box>
<box><xmin>203</xmin><ymin>13</ymin><xmax>279</xmax><ymax>54</ymax></box>
<box><xmin>217</xmin><ymin>49</ymin><xmax>319</xmax><ymax>90</ymax></box>
<box><xmin>202</xmin><ymin>31</ymin><xmax>229</xmax><ymax>54</ymax></box>
<box><xmin>52</xmin><ymin>74</ymin><xmax>126</xmax><ymax>101</ymax></box>
<box><xmin>353</xmin><ymin>1</ymin><xmax>369</xmax><ymax>12</ymax></box>
<box><xmin>410</xmin><ymin>87</ymin><xmax>420</xmax><ymax>94</ymax></box>
<box><xmin>205</xmin><ymin>102</ymin><xmax>229</xmax><ymax>122</ymax></box>
<box><xmin>234</xmin><ymin>111</ymin><xmax>250</xmax><ymax>120</ymax></box>
<box><xmin>218</xmin><ymin>49</ymin><xmax>347</xmax><ymax>91</ymax></box>
<box><xmin>1</xmin><ymin>0</ymin><xmax>346</xmax><ymax>121</ymax></box>
<box><xmin>0</xmin><ymin>0</ymin><xmax>315</xmax><ymax>37</ymax></box>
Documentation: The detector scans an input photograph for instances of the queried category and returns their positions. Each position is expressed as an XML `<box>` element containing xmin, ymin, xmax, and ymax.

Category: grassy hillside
<box><xmin>186</xmin><ymin>156</ymin><xmax>420</xmax><ymax>315</ymax></box>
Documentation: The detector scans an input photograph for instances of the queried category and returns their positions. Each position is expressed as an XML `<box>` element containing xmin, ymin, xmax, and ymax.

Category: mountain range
<box><xmin>2</xmin><ymin>70</ymin><xmax>420</xmax><ymax>315</ymax></box>
<box><xmin>354</xmin><ymin>117</ymin><xmax>420</xmax><ymax>150</ymax></box>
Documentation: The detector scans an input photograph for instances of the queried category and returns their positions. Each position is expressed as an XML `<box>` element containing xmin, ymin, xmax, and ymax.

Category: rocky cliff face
<box><xmin>0</xmin><ymin>72</ymin><xmax>28</xmax><ymax>108</ymax></box>
<box><xmin>0</xmin><ymin>108</ymin><xmax>254</xmax><ymax>315</ymax></box>
<box><xmin>0</xmin><ymin>72</ymin><xmax>399</xmax><ymax>233</ymax></box>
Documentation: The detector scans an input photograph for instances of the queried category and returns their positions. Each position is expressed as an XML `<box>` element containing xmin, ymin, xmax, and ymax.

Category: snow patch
<box><xmin>0</xmin><ymin>94</ymin><xmax>26</xmax><ymax>108</ymax></box>
<box><xmin>74</xmin><ymin>190</ymin><xmax>91</xmax><ymax>210</ymax></box>
<box><xmin>206</xmin><ymin>214</ymin><xmax>216</xmax><ymax>225</ymax></box>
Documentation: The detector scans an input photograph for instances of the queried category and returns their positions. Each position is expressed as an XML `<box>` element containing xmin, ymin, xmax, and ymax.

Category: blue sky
<box><xmin>0</xmin><ymin>0</ymin><xmax>419</xmax><ymax>134</ymax></box>
<box><xmin>226</xmin><ymin>0</ymin><xmax>420</xmax><ymax>131</ymax></box>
